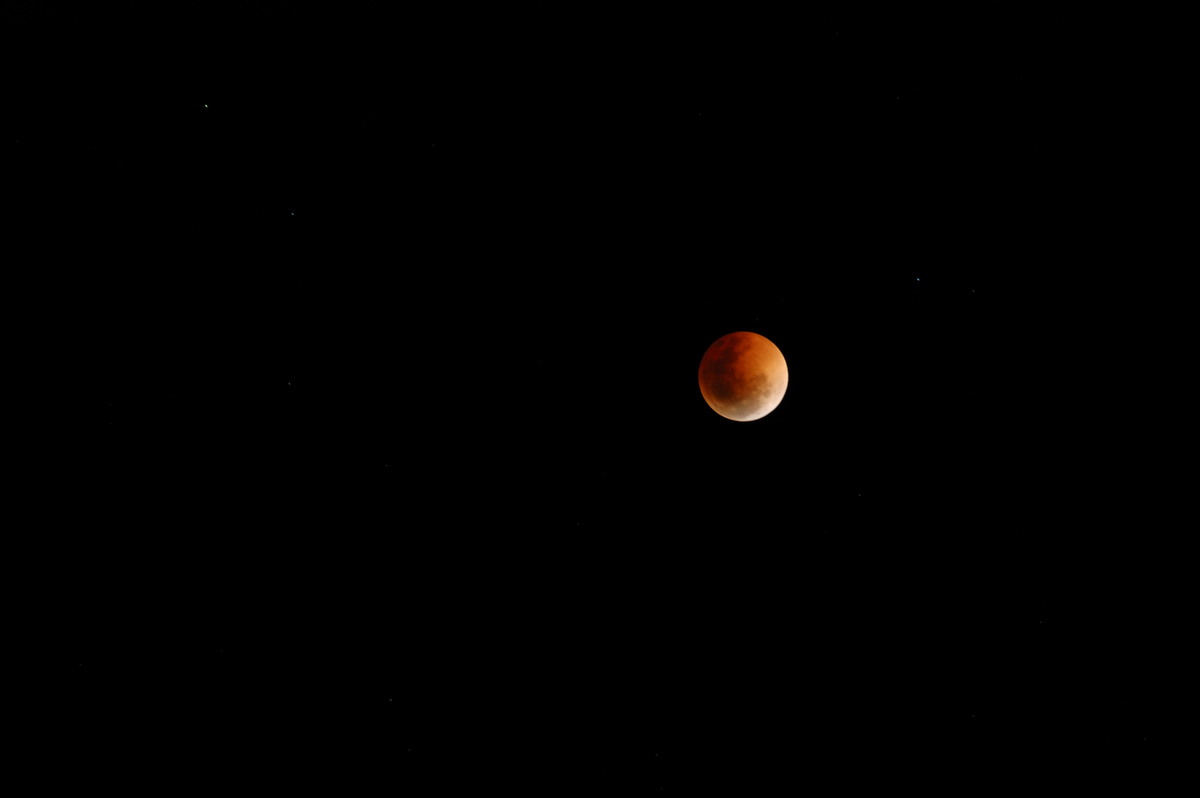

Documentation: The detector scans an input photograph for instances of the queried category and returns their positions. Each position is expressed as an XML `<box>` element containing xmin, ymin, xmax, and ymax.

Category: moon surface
<box><xmin>698</xmin><ymin>331</ymin><xmax>788</xmax><ymax>421</ymax></box>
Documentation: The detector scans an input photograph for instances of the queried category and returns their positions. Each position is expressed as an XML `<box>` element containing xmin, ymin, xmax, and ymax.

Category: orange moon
<box><xmin>698</xmin><ymin>331</ymin><xmax>788</xmax><ymax>421</ymax></box>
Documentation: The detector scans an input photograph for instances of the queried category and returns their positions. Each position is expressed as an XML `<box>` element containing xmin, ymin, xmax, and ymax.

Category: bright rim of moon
<box><xmin>698</xmin><ymin>331</ymin><xmax>788</xmax><ymax>421</ymax></box>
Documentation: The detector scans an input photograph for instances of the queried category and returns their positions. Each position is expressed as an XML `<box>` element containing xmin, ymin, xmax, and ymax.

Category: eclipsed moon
<box><xmin>698</xmin><ymin>331</ymin><xmax>788</xmax><ymax>421</ymax></box>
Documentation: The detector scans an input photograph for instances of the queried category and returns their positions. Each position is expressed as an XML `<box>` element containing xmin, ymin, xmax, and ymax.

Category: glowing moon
<box><xmin>698</xmin><ymin>331</ymin><xmax>788</xmax><ymax>421</ymax></box>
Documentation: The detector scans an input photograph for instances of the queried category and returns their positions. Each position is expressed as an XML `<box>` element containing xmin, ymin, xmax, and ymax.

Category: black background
<box><xmin>12</xmin><ymin>2</ymin><xmax>1179</xmax><ymax>792</ymax></box>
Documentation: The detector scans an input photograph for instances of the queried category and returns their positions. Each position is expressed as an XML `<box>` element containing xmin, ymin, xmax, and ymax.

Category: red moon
<box><xmin>698</xmin><ymin>331</ymin><xmax>788</xmax><ymax>421</ymax></box>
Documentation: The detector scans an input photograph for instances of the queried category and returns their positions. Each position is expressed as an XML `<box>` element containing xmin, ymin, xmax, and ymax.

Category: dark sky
<box><xmin>17</xmin><ymin>2</ymin><xmax>1176</xmax><ymax>792</ymax></box>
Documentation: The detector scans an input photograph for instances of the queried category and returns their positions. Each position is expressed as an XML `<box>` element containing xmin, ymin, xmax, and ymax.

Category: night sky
<box><xmin>18</xmin><ymin>1</ymin><xmax>1177</xmax><ymax>792</ymax></box>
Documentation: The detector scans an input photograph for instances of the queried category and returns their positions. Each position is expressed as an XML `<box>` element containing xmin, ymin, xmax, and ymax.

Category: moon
<box><xmin>698</xmin><ymin>331</ymin><xmax>788</xmax><ymax>421</ymax></box>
